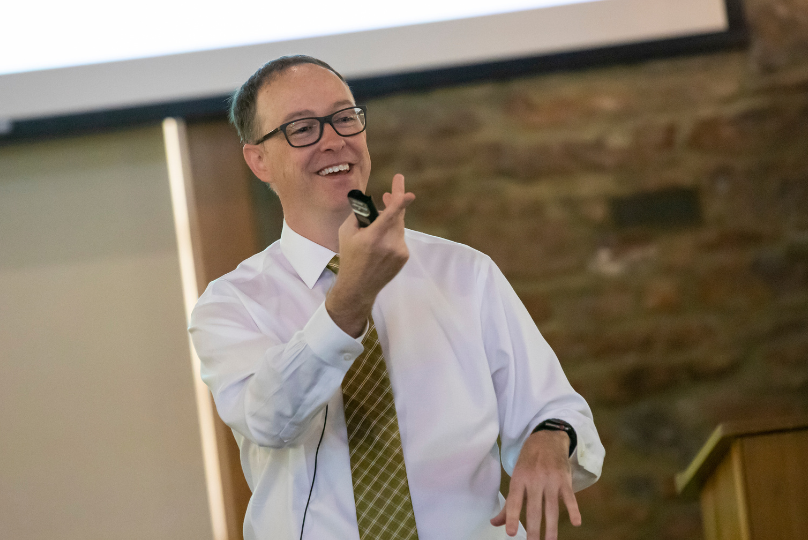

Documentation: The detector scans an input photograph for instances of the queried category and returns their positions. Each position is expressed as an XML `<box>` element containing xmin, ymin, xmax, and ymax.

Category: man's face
<box><xmin>247</xmin><ymin>64</ymin><xmax>371</xmax><ymax>225</ymax></box>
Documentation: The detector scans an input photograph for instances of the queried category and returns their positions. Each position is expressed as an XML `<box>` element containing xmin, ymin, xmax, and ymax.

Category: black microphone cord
<box><xmin>300</xmin><ymin>405</ymin><xmax>328</xmax><ymax>540</ymax></box>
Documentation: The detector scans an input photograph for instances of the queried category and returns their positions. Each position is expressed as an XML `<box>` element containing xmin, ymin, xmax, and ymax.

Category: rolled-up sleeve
<box><xmin>190</xmin><ymin>285</ymin><xmax>364</xmax><ymax>448</ymax></box>
<box><xmin>479</xmin><ymin>257</ymin><xmax>604</xmax><ymax>491</ymax></box>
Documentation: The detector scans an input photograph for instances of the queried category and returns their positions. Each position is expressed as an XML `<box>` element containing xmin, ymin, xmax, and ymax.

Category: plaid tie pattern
<box><xmin>326</xmin><ymin>256</ymin><xmax>419</xmax><ymax>540</ymax></box>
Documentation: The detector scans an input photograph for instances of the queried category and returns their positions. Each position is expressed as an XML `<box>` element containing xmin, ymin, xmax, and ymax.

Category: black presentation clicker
<box><xmin>347</xmin><ymin>189</ymin><xmax>379</xmax><ymax>227</ymax></box>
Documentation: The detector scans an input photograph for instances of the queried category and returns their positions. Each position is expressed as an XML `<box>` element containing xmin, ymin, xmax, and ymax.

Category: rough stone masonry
<box><xmin>360</xmin><ymin>1</ymin><xmax>808</xmax><ymax>538</ymax></box>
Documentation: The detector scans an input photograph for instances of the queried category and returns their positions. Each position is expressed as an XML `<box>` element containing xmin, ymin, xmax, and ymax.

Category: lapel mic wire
<box><xmin>300</xmin><ymin>405</ymin><xmax>328</xmax><ymax>540</ymax></box>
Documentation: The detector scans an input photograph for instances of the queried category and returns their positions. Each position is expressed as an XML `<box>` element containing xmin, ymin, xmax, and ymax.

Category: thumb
<box><xmin>339</xmin><ymin>209</ymin><xmax>361</xmax><ymax>237</ymax></box>
<box><xmin>490</xmin><ymin>506</ymin><xmax>506</xmax><ymax>526</ymax></box>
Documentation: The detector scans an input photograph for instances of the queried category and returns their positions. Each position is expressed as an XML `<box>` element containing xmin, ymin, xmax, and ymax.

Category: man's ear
<box><xmin>243</xmin><ymin>144</ymin><xmax>273</xmax><ymax>186</ymax></box>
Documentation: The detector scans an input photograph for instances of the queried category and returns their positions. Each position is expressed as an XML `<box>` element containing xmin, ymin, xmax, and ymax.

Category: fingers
<box><xmin>492</xmin><ymin>487</ymin><xmax>577</xmax><ymax>540</ymax></box>
<box><xmin>381</xmin><ymin>174</ymin><xmax>415</xmax><ymax>214</ymax></box>
<box><xmin>490</xmin><ymin>506</ymin><xmax>506</xmax><ymax>527</ymax></box>
<box><xmin>392</xmin><ymin>173</ymin><xmax>407</xmax><ymax>197</ymax></box>
<box><xmin>525</xmin><ymin>487</ymin><xmax>543</xmax><ymax>540</ymax></box>
<box><xmin>543</xmin><ymin>491</ymin><xmax>559</xmax><ymax>540</ymax></box>
<box><xmin>491</xmin><ymin>439</ymin><xmax>582</xmax><ymax>539</ymax></box>
<box><xmin>562</xmin><ymin>486</ymin><xmax>582</xmax><ymax>527</ymax></box>
<box><xmin>338</xmin><ymin>209</ymin><xmax>361</xmax><ymax>240</ymax></box>
<box><xmin>340</xmin><ymin>210</ymin><xmax>360</xmax><ymax>231</ymax></box>
<box><xmin>505</xmin><ymin>484</ymin><xmax>524</xmax><ymax>537</ymax></box>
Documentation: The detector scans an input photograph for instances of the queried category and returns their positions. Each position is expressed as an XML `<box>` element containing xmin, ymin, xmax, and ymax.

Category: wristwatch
<box><xmin>531</xmin><ymin>419</ymin><xmax>577</xmax><ymax>457</ymax></box>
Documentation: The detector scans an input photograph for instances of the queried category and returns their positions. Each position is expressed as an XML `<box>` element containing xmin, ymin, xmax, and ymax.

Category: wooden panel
<box><xmin>210</xmin><ymin>400</ymin><xmax>253</xmax><ymax>540</ymax></box>
<box><xmin>676</xmin><ymin>416</ymin><xmax>808</xmax><ymax>497</ymax></box>
<box><xmin>185</xmin><ymin>120</ymin><xmax>261</xmax><ymax>281</ymax></box>
<box><xmin>184</xmin><ymin>119</ymin><xmax>265</xmax><ymax>540</ymax></box>
<box><xmin>741</xmin><ymin>430</ymin><xmax>808</xmax><ymax>540</ymax></box>
<box><xmin>699</xmin><ymin>442</ymin><xmax>751</xmax><ymax>540</ymax></box>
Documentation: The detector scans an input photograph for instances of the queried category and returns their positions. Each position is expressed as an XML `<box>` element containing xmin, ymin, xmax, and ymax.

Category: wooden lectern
<box><xmin>675</xmin><ymin>416</ymin><xmax>808</xmax><ymax>540</ymax></box>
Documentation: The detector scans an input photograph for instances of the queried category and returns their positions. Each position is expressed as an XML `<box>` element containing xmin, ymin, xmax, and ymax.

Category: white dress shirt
<box><xmin>189</xmin><ymin>223</ymin><xmax>604</xmax><ymax>540</ymax></box>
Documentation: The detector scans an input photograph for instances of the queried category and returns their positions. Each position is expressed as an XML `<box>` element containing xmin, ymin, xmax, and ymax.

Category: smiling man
<box><xmin>189</xmin><ymin>55</ymin><xmax>604</xmax><ymax>540</ymax></box>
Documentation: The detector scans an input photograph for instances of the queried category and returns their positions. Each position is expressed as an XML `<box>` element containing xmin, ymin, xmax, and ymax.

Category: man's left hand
<box><xmin>490</xmin><ymin>430</ymin><xmax>581</xmax><ymax>540</ymax></box>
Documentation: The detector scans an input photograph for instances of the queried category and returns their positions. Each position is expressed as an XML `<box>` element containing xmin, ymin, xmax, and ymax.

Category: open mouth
<box><xmin>317</xmin><ymin>163</ymin><xmax>351</xmax><ymax>176</ymax></box>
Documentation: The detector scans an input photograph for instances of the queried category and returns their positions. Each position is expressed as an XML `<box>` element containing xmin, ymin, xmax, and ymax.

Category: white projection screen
<box><xmin>1</xmin><ymin>0</ymin><xmax>743</xmax><ymax>133</ymax></box>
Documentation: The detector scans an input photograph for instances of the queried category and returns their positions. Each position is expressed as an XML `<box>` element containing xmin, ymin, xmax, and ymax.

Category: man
<box><xmin>189</xmin><ymin>55</ymin><xmax>604</xmax><ymax>540</ymax></box>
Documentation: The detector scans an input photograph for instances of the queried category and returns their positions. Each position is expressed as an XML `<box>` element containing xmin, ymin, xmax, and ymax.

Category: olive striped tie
<box><xmin>326</xmin><ymin>256</ymin><xmax>419</xmax><ymax>540</ymax></box>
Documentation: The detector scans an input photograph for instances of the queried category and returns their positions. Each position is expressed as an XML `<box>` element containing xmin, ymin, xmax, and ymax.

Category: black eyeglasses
<box><xmin>253</xmin><ymin>105</ymin><xmax>367</xmax><ymax>147</ymax></box>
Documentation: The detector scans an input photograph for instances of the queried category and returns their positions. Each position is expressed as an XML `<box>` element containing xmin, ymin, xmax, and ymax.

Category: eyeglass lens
<box><xmin>285</xmin><ymin>107</ymin><xmax>365</xmax><ymax>147</ymax></box>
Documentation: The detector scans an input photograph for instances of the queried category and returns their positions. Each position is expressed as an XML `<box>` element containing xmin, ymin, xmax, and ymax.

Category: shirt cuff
<box><xmin>303</xmin><ymin>302</ymin><xmax>365</xmax><ymax>367</ymax></box>
<box><xmin>563</xmin><ymin>417</ymin><xmax>604</xmax><ymax>490</ymax></box>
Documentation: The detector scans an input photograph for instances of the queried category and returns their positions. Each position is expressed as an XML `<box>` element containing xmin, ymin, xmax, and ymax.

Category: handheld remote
<box><xmin>347</xmin><ymin>189</ymin><xmax>379</xmax><ymax>228</ymax></box>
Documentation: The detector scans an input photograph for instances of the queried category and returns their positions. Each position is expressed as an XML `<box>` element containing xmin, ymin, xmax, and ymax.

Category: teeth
<box><xmin>318</xmin><ymin>163</ymin><xmax>350</xmax><ymax>176</ymax></box>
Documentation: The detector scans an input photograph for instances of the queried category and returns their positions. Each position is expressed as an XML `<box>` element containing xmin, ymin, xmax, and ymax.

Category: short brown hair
<box><xmin>229</xmin><ymin>55</ymin><xmax>348</xmax><ymax>144</ymax></box>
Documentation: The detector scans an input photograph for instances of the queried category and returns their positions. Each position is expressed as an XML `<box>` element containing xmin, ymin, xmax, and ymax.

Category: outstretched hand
<box><xmin>326</xmin><ymin>174</ymin><xmax>415</xmax><ymax>337</ymax></box>
<box><xmin>491</xmin><ymin>430</ymin><xmax>581</xmax><ymax>540</ymax></box>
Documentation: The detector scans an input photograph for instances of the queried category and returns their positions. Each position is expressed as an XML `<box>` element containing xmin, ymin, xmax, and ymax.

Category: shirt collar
<box><xmin>279</xmin><ymin>221</ymin><xmax>337</xmax><ymax>289</ymax></box>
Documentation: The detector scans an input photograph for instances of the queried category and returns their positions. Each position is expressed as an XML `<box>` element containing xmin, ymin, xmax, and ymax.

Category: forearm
<box><xmin>481</xmin><ymin>256</ymin><xmax>604</xmax><ymax>485</ymax></box>
<box><xmin>191</xmin><ymin>301</ymin><xmax>363</xmax><ymax>447</ymax></box>
<box><xmin>325</xmin><ymin>278</ymin><xmax>375</xmax><ymax>338</ymax></box>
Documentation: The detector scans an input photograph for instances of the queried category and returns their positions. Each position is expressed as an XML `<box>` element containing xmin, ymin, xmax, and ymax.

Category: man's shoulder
<box><xmin>404</xmin><ymin>228</ymin><xmax>480</xmax><ymax>252</ymax></box>
<box><xmin>199</xmin><ymin>241</ymin><xmax>285</xmax><ymax>296</ymax></box>
<box><xmin>404</xmin><ymin>228</ymin><xmax>492</xmax><ymax>269</ymax></box>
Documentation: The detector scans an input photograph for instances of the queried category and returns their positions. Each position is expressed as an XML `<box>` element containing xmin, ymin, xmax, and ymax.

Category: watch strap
<box><xmin>531</xmin><ymin>419</ymin><xmax>577</xmax><ymax>457</ymax></box>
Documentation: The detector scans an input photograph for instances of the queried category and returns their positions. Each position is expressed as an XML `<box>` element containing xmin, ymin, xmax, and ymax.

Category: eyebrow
<box><xmin>279</xmin><ymin>100</ymin><xmax>356</xmax><ymax>124</ymax></box>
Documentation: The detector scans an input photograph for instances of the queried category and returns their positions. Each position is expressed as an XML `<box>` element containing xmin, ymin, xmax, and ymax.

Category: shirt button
<box><xmin>343</xmin><ymin>354</ymin><xmax>352</xmax><ymax>361</ymax></box>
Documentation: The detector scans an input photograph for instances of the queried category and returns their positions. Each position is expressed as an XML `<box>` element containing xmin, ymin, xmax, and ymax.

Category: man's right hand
<box><xmin>325</xmin><ymin>174</ymin><xmax>415</xmax><ymax>337</ymax></box>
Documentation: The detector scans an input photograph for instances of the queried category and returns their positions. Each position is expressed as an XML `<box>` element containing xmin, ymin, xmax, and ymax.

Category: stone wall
<box><xmin>364</xmin><ymin>1</ymin><xmax>808</xmax><ymax>538</ymax></box>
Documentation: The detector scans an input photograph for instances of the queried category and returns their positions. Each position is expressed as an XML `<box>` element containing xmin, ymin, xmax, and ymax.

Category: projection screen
<box><xmin>1</xmin><ymin>0</ymin><xmax>742</xmax><ymax>129</ymax></box>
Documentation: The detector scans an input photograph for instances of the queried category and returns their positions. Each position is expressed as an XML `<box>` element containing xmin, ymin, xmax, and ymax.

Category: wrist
<box><xmin>531</xmin><ymin>419</ymin><xmax>577</xmax><ymax>458</ymax></box>
<box><xmin>325</xmin><ymin>285</ymin><xmax>374</xmax><ymax>338</ymax></box>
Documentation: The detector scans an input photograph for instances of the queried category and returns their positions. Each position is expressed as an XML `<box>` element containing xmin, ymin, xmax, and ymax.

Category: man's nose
<box><xmin>319</xmin><ymin>122</ymin><xmax>345</xmax><ymax>150</ymax></box>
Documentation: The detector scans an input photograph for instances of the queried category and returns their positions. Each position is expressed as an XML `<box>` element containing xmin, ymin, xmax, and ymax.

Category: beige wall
<box><xmin>0</xmin><ymin>126</ymin><xmax>213</xmax><ymax>539</ymax></box>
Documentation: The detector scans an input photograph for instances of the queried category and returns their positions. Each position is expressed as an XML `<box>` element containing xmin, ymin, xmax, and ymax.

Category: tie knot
<box><xmin>326</xmin><ymin>255</ymin><xmax>340</xmax><ymax>275</ymax></box>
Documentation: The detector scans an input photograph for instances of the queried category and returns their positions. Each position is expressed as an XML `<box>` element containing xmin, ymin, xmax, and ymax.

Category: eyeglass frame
<box><xmin>252</xmin><ymin>105</ymin><xmax>368</xmax><ymax>147</ymax></box>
